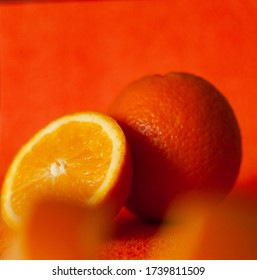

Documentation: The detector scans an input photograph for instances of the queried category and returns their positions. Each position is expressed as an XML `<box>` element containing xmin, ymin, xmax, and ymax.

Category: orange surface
<box><xmin>101</xmin><ymin>191</ymin><xmax>257</xmax><ymax>259</ymax></box>
<box><xmin>109</xmin><ymin>72</ymin><xmax>241</xmax><ymax>221</ymax></box>
<box><xmin>1</xmin><ymin>0</ymin><xmax>257</xmax><ymax>259</ymax></box>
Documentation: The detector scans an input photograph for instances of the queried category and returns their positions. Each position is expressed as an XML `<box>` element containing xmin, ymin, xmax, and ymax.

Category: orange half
<box><xmin>1</xmin><ymin>112</ymin><xmax>132</xmax><ymax>229</ymax></box>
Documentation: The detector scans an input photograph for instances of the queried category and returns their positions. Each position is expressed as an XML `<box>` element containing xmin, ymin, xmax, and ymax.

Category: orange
<box><xmin>1</xmin><ymin>112</ymin><xmax>132</xmax><ymax>229</ymax></box>
<box><xmin>149</xmin><ymin>192</ymin><xmax>257</xmax><ymax>259</ymax></box>
<box><xmin>11</xmin><ymin>199</ymin><xmax>110</xmax><ymax>260</ymax></box>
<box><xmin>193</xmin><ymin>193</ymin><xmax>257</xmax><ymax>259</ymax></box>
<box><xmin>109</xmin><ymin>72</ymin><xmax>242</xmax><ymax>222</ymax></box>
<box><xmin>0</xmin><ymin>214</ymin><xmax>11</xmax><ymax>259</ymax></box>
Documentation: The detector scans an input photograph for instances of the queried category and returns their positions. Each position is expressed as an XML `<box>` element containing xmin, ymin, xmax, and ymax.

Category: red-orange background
<box><xmin>1</xmin><ymin>1</ymin><xmax>257</xmax><ymax>193</ymax></box>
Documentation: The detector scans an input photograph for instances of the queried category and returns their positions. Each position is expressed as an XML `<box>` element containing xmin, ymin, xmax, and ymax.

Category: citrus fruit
<box><xmin>1</xmin><ymin>112</ymin><xmax>132</xmax><ymax>229</ymax></box>
<box><xmin>149</xmin><ymin>192</ymin><xmax>257</xmax><ymax>260</ymax></box>
<box><xmin>0</xmin><ymin>215</ymin><xmax>11</xmax><ymax>259</ymax></box>
<box><xmin>109</xmin><ymin>72</ymin><xmax>242</xmax><ymax>222</ymax></box>
<box><xmin>15</xmin><ymin>199</ymin><xmax>110</xmax><ymax>260</ymax></box>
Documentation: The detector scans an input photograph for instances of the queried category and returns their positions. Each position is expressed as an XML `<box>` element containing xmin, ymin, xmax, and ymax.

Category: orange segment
<box><xmin>1</xmin><ymin>112</ymin><xmax>132</xmax><ymax>229</ymax></box>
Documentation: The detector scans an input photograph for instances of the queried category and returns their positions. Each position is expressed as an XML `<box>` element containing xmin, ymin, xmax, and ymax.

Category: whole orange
<box><xmin>109</xmin><ymin>72</ymin><xmax>242</xmax><ymax>222</ymax></box>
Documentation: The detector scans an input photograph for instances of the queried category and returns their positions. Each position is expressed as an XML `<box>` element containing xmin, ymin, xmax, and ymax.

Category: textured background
<box><xmin>1</xmin><ymin>0</ymin><xmax>257</xmax><ymax>259</ymax></box>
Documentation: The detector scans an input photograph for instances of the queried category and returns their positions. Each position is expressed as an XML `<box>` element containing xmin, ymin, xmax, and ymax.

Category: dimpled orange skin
<box><xmin>109</xmin><ymin>72</ymin><xmax>242</xmax><ymax>222</ymax></box>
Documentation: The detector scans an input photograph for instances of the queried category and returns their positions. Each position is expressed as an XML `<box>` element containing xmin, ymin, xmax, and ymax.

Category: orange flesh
<box><xmin>11</xmin><ymin>122</ymin><xmax>113</xmax><ymax>216</ymax></box>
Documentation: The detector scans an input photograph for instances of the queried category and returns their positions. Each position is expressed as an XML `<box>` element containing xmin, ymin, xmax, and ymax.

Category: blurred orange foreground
<box><xmin>8</xmin><ymin>200</ymin><xmax>111</xmax><ymax>260</ymax></box>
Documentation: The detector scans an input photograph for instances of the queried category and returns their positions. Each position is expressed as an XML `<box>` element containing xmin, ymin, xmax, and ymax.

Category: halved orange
<box><xmin>1</xmin><ymin>112</ymin><xmax>132</xmax><ymax>229</ymax></box>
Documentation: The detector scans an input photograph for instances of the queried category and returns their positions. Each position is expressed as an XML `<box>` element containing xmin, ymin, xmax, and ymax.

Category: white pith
<box><xmin>50</xmin><ymin>159</ymin><xmax>67</xmax><ymax>177</ymax></box>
